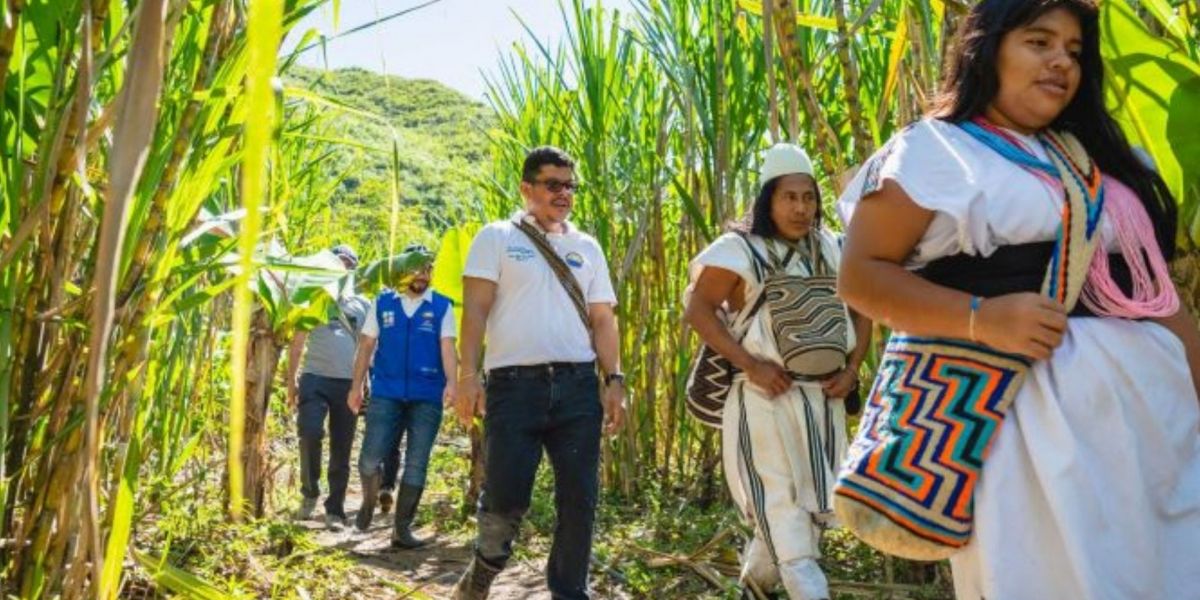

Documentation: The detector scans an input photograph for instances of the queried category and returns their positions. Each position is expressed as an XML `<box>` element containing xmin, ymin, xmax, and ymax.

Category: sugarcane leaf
<box><xmin>1100</xmin><ymin>0</ymin><xmax>1200</xmax><ymax>240</ymax></box>
<box><xmin>359</xmin><ymin>250</ymin><xmax>436</xmax><ymax>295</ymax></box>
<box><xmin>736</xmin><ymin>0</ymin><xmax>838</xmax><ymax>32</ymax></box>
<box><xmin>99</xmin><ymin>434</ymin><xmax>140</xmax><ymax>599</ymax></box>
<box><xmin>1137</xmin><ymin>0</ymin><xmax>1193</xmax><ymax>49</ymax></box>
<box><xmin>132</xmin><ymin>550</ymin><xmax>233</xmax><ymax>600</ymax></box>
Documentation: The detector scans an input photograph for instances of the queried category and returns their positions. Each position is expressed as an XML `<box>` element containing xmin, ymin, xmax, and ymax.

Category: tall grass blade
<box><xmin>132</xmin><ymin>550</ymin><xmax>233</xmax><ymax>600</ymax></box>
<box><xmin>86</xmin><ymin>0</ymin><xmax>169</xmax><ymax>590</ymax></box>
<box><xmin>231</xmin><ymin>0</ymin><xmax>284</xmax><ymax>520</ymax></box>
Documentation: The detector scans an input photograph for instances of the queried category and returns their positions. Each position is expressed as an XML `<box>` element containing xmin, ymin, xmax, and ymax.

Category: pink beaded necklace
<box><xmin>972</xmin><ymin>119</ymin><xmax>1178</xmax><ymax>318</ymax></box>
<box><xmin>1079</xmin><ymin>176</ymin><xmax>1179</xmax><ymax>318</ymax></box>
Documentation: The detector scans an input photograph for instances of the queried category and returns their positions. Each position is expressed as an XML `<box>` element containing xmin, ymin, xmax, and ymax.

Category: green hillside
<box><xmin>284</xmin><ymin>66</ymin><xmax>494</xmax><ymax>258</ymax></box>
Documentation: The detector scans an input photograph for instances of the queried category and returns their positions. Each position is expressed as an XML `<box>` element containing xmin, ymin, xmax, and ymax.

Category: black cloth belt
<box><xmin>913</xmin><ymin>241</ymin><xmax>1134</xmax><ymax>318</ymax></box>
<box><xmin>486</xmin><ymin>361</ymin><xmax>596</xmax><ymax>380</ymax></box>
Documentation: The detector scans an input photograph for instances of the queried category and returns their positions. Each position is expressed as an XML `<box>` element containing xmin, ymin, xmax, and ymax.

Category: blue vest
<box><xmin>369</xmin><ymin>290</ymin><xmax>451</xmax><ymax>403</ymax></box>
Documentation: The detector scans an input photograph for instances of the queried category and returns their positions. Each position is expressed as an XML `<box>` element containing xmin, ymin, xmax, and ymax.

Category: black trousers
<box><xmin>296</xmin><ymin>373</ymin><xmax>357</xmax><ymax>516</ymax></box>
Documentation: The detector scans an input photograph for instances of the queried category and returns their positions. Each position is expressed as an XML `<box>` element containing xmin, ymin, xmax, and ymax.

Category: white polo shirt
<box><xmin>464</xmin><ymin>212</ymin><xmax>617</xmax><ymax>371</ymax></box>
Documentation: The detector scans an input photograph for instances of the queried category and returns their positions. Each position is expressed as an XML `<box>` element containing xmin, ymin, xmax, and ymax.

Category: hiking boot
<box><xmin>355</xmin><ymin>473</ymin><xmax>381</xmax><ymax>532</ymax></box>
<box><xmin>325</xmin><ymin>513</ymin><xmax>347</xmax><ymax>532</ymax></box>
<box><xmin>295</xmin><ymin>497</ymin><xmax>318</xmax><ymax>521</ymax></box>
<box><xmin>451</xmin><ymin>552</ymin><xmax>501</xmax><ymax>600</ymax></box>
<box><xmin>390</xmin><ymin>484</ymin><xmax>430</xmax><ymax>549</ymax></box>
<box><xmin>379</xmin><ymin>488</ymin><xmax>394</xmax><ymax>515</ymax></box>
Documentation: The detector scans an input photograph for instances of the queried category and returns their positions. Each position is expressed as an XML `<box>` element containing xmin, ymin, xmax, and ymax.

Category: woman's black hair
<box><xmin>729</xmin><ymin>175</ymin><xmax>824</xmax><ymax>237</ymax></box>
<box><xmin>931</xmin><ymin>0</ymin><xmax>1177</xmax><ymax>259</ymax></box>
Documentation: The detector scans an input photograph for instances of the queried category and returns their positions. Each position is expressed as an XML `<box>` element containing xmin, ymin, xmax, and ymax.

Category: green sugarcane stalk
<box><xmin>762</xmin><ymin>0</ymin><xmax>780</xmax><ymax>143</ymax></box>
<box><xmin>834</xmin><ymin>0</ymin><xmax>874</xmax><ymax>160</ymax></box>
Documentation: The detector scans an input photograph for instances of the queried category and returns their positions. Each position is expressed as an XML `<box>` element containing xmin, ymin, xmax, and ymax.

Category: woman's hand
<box><xmin>975</xmin><ymin>293</ymin><xmax>1068</xmax><ymax>360</ymax></box>
<box><xmin>746</xmin><ymin>359</ymin><xmax>792</xmax><ymax>398</ymax></box>
<box><xmin>821</xmin><ymin>367</ymin><xmax>859</xmax><ymax>399</ymax></box>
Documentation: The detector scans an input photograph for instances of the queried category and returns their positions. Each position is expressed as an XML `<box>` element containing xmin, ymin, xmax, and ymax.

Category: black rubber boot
<box><xmin>390</xmin><ymin>484</ymin><xmax>431</xmax><ymax>549</ymax></box>
<box><xmin>354</xmin><ymin>472</ymin><xmax>381</xmax><ymax>532</ymax></box>
<box><xmin>451</xmin><ymin>552</ymin><xmax>501</xmax><ymax>600</ymax></box>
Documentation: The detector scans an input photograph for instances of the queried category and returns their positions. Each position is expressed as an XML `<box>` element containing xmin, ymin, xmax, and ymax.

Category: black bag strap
<box><xmin>769</xmin><ymin>233</ymin><xmax>828</xmax><ymax>277</ymax></box>
<box><xmin>735</xmin><ymin>232</ymin><xmax>773</xmax><ymax>283</ymax></box>
<box><xmin>808</xmin><ymin>233</ymin><xmax>828</xmax><ymax>276</ymax></box>
<box><xmin>766</xmin><ymin>241</ymin><xmax>799</xmax><ymax>274</ymax></box>
<box><xmin>514</xmin><ymin>219</ymin><xmax>592</xmax><ymax>335</ymax></box>
<box><xmin>727</xmin><ymin>233</ymin><xmax>772</xmax><ymax>343</ymax></box>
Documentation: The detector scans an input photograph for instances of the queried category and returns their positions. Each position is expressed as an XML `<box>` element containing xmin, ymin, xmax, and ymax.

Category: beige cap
<box><xmin>759</xmin><ymin>142</ymin><xmax>815</xmax><ymax>186</ymax></box>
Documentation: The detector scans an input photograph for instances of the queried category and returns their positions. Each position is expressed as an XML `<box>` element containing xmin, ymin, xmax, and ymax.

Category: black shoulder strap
<box><xmin>771</xmin><ymin>243</ymin><xmax>798</xmax><ymax>273</ymax></box>
<box><xmin>736</xmin><ymin>232</ymin><xmax>771</xmax><ymax>283</ymax></box>
<box><xmin>729</xmin><ymin>233</ymin><xmax>772</xmax><ymax>341</ymax></box>
<box><xmin>514</xmin><ymin>220</ymin><xmax>592</xmax><ymax>334</ymax></box>
<box><xmin>808</xmin><ymin>232</ymin><xmax>828</xmax><ymax>276</ymax></box>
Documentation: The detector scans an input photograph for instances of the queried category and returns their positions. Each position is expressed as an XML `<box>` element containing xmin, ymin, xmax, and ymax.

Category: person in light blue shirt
<box><xmin>286</xmin><ymin>245</ymin><xmax>369</xmax><ymax>531</ymax></box>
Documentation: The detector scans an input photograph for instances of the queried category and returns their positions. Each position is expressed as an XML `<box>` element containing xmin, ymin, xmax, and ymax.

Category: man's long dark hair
<box><xmin>930</xmin><ymin>0</ymin><xmax>1177</xmax><ymax>259</ymax></box>
<box><xmin>729</xmin><ymin>176</ymin><xmax>824</xmax><ymax>237</ymax></box>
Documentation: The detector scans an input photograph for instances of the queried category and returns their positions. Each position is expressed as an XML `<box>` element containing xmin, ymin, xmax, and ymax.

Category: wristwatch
<box><xmin>604</xmin><ymin>372</ymin><xmax>626</xmax><ymax>387</ymax></box>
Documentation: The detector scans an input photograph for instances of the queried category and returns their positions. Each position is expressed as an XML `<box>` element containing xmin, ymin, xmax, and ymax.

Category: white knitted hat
<box><xmin>759</xmin><ymin>142</ymin><xmax>815</xmax><ymax>186</ymax></box>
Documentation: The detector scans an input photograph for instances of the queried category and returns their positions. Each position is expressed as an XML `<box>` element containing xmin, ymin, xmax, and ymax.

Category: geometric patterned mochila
<box><xmin>685</xmin><ymin>234</ymin><xmax>770</xmax><ymax>429</ymax></box>
<box><xmin>766</xmin><ymin>273</ymin><xmax>850</xmax><ymax>377</ymax></box>
<box><xmin>684</xmin><ymin>343</ymin><xmax>739</xmax><ymax>428</ymax></box>
<box><xmin>834</xmin><ymin>336</ymin><xmax>1030</xmax><ymax>560</ymax></box>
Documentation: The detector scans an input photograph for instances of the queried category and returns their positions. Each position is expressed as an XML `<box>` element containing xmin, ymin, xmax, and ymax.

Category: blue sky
<box><xmin>284</xmin><ymin>0</ymin><xmax>636</xmax><ymax>100</ymax></box>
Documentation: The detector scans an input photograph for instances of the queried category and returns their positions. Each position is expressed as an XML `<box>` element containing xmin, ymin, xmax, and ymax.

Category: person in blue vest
<box><xmin>347</xmin><ymin>243</ymin><xmax>457</xmax><ymax>548</ymax></box>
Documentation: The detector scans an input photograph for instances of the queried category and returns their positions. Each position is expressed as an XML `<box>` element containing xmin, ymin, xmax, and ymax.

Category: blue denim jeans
<box><xmin>358</xmin><ymin>398</ymin><xmax>443</xmax><ymax>489</ymax></box>
<box><xmin>473</xmin><ymin>362</ymin><xmax>602</xmax><ymax>600</ymax></box>
<box><xmin>382</xmin><ymin>441</ymin><xmax>402</xmax><ymax>492</ymax></box>
<box><xmin>296</xmin><ymin>373</ymin><xmax>357</xmax><ymax>517</ymax></box>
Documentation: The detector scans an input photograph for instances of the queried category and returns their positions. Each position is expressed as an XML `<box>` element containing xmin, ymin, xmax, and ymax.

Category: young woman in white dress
<box><xmin>686</xmin><ymin>143</ymin><xmax>873</xmax><ymax>599</ymax></box>
<box><xmin>836</xmin><ymin>0</ymin><xmax>1200</xmax><ymax>598</ymax></box>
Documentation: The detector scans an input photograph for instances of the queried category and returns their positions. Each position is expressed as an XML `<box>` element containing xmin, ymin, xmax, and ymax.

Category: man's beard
<box><xmin>407</xmin><ymin>279</ymin><xmax>429</xmax><ymax>294</ymax></box>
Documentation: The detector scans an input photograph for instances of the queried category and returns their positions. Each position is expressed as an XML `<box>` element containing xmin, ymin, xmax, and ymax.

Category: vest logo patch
<box><xmin>382</xmin><ymin>311</ymin><xmax>396</xmax><ymax>328</ymax></box>
<box><xmin>507</xmin><ymin>245</ymin><xmax>535</xmax><ymax>262</ymax></box>
<box><xmin>419</xmin><ymin>311</ymin><xmax>436</xmax><ymax>333</ymax></box>
<box><xmin>565</xmin><ymin>252</ymin><xmax>584</xmax><ymax>269</ymax></box>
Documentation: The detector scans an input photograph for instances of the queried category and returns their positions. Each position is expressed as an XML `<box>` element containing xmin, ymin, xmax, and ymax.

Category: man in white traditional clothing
<box><xmin>685</xmin><ymin>143</ymin><xmax>873</xmax><ymax>599</ymax></box>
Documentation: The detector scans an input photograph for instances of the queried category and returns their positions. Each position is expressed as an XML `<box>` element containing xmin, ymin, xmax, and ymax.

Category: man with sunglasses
<box><xmin>452</xmin><ymin>147</ymin><xmax>626</xmax><ymax>599</ymax></box>
<box><xmin>347</xmin><ymin>243</ymin><xmax>457</xmax><ymax>549</ymax></box>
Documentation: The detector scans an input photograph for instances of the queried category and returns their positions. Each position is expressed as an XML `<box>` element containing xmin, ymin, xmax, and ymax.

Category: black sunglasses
<box><xmin>531</xmin><ymin>178</ymin><xmax>581</xmax><ymax>194</ymax></box>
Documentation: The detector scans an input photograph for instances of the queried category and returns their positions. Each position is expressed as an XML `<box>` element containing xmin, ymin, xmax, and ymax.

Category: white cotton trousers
<box><xmin>723</xmin><ymin>378</ymin><xmax>847</xmax><ymax>583</ymax></box>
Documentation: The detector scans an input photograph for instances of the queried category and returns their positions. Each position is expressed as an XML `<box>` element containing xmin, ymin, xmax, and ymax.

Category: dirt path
<box><xmin>297</xmin><ymin>484</ymin><xmax>563</xmax><ymax>599</ymax></box>
<box><xmin>276</xmin><ymin>428</ymin><xmax>636</xmax><ymax>599</ymax></box>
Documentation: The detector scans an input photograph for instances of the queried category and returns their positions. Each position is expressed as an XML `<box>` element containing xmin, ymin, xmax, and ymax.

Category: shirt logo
<box><xmin>565</xmin><ymin>252</ymin><xmax>584</xmax><ymax>269</ymax></box>
<box><xmin>506</xmin><ymin>245</ymin><xmax>536</xmax><ymax>262</ymax></box>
